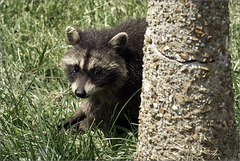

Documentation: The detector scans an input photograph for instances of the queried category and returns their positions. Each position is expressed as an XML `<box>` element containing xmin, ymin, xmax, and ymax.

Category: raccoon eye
<box><xmin>92</xmin><ymin>68</ymin><xmax>102</xmax><ymax>76</ymax></box>
<box><xmin>73</xmin><ymin>65</ymin><xmax>80</xmax><ymax>73</ymax></box>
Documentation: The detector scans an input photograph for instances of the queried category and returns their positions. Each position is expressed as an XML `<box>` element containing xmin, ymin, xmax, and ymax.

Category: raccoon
<box><xmin>58</xmin><ymin>19</ymin><xmax>147</xmax><ymax>133</ymax></box>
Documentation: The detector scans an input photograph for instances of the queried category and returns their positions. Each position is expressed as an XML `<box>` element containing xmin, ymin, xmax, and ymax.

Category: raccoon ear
<box><xmin>109</xmin><ymin>32</ymin><xmax>128</xmax><ymax>50</ymax></box>
<box><xmin>66</xmin><ymin>26</ymin><xmax>80</xmax><ymax>45</ymax></box>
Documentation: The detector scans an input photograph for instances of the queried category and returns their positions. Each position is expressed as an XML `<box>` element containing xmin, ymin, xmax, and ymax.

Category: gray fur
<box><xmin>58</xmin><ymin>19</ymin><xmax>147</xmax><ymax>132</ymax></box>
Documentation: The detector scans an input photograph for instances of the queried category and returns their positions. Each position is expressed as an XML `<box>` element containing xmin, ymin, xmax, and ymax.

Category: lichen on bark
<box><xmin>136</xmin><ymin>0</ymin><xmax>238</xmax><ymax>160</ymax></box>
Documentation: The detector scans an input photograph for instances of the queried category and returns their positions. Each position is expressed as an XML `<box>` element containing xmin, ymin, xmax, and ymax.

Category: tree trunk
<box><xmin>136</xmin><ymin>0</ymin><xmax>238</xmax><ymax>160</ymax></box>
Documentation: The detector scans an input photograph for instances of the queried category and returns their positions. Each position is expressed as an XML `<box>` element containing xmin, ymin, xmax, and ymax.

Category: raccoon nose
<box><xmin>75</xmin><ymin>89</ymin><xmax>86</xmax><ymax>98</ymax></box>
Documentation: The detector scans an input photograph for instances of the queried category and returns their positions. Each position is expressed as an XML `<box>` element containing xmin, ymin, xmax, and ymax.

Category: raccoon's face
<box><xmin>62</xmin><ymin>26</ymin><xmax>128</xmax><ymax>98</ymax></box>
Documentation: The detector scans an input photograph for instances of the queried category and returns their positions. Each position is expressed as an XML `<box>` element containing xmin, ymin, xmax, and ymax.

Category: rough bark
<box><xmin>136</xmin><ymin>0</ymin><xmax>238</xmax><ymax>160</ymax></box>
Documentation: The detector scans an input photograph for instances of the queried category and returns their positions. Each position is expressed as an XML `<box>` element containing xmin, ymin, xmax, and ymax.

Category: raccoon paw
<box><xmin>57</xmin><ymin>119</ymin><xmax>88</xmax><ymax>134</ymax></box>
<box><xmin>70</xmin><ymin>122</ymin><xmax>86</xmax><ymax>134</ymax></box>
<box><xmin>74</xmin><ymin>120</ymin><xmax>89</xmax><ymax>133</ymax></box>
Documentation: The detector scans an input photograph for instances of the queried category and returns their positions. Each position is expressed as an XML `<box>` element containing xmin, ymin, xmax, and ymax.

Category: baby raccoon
<box><xmin>58</xmin><ymin>19</ymin><xmax>147</xmax><ymax>133</ymax></box>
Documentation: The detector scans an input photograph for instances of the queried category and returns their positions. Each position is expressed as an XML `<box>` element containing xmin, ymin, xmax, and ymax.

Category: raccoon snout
<box><xmin>75</xmin><ymin>88</ymin><xmax>87</xmax><ymax>98</ymax></box>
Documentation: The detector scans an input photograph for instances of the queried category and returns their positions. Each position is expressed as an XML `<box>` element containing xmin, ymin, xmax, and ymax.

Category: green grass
<box><xmin>0</xmin><ymin>1</ymin><xmax>147</xmax><ymax>160</ymax></box>
<box><xmin>0</xmin><ymin>0</ymin><xmax>239</xmax><ymax>160</ymax></box>
<box><xmin>229</xmin><ymin>0</ymin><xmax>240</xmax><ymax>155</ymax></box>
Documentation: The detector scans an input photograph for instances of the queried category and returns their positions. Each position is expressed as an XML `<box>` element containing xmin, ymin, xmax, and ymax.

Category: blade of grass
<box><xmin>109</xmin><ymin>88</ymin><xmax>141</xmax><ymax>133</ymax></box>
<box><xmin>5</xmin><ymin>43</ymin><xmax>48</xmax><ymax>120</ymax></box>
<box><xmin>232</xmin><ymin>69</ymin><xmax>239</xmax><ymax>95</ymax></box>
